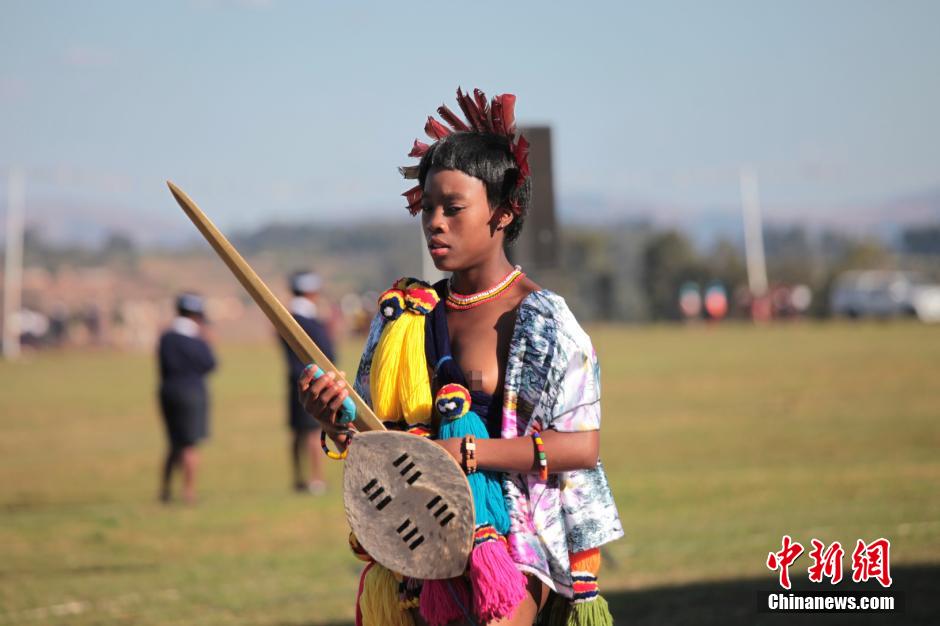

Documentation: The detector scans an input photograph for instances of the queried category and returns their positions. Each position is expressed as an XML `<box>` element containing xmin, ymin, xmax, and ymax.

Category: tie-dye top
<box><xmin>353</xmin><ymin>289</ymin><xmax>623</xmax><ymax>596</ymax></box>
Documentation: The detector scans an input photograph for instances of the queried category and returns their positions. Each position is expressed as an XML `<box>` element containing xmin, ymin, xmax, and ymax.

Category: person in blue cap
<box><xmin>157</xmin><ymin>292</ymin><xmax>217</xmax><ymax>504</ymax></box>
<box><xmin>283</xmin><ymin>271</ymin><xmax>335</xmax><ymax>494</ymax></box>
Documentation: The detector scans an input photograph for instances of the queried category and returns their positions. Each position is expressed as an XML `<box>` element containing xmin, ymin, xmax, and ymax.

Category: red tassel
<box><xmin>355</xmin><ymin>562</ymin><xmax>374</xmax><ymax>626</ymax></box>
<box><xmin>400</xmin><ymin>88</ymin><xmax>530</xmax><ymax>214</ymax></box>
<box><xmin>512</xmin><ymin>134</ymin><xmax>530</xmax><ymax>180</ymax></box>
<box><xmin>408</xmin><ymin>139</ymin><xmax>430</xmax><ymax>157</ymax></box>
<box><xmin>490</xmin><ymin>98</ymin><xmax>504</xmax><ymax>137</ymax></box>
<box><xmin>473</xmin><ymin>89</ymin><xmax>493</xmax><ymax>132</ymax></box>
<box><xmin>437</xmin><ymin>104</ymin><xmax>469</xmax><ymax>132</ymax></box>
<box><xmin>457</xmin><ymin>87</ymin><xmax>486</xmax><ymax>132</ymax></box>
<box><xmin>498</xmin><ymin>94</ymin><xmax>517</xmax><ymax>134</ymax></box>
<box><xmin>424</xmin><ymin>116</ymin><xmax>451</xmax><ymax>140</ymax></box>
<box><xmin>419</xmin><ymin>578</ymin><xmax>470</xmax><ymax>626</ymax></box>
<box><xmin>402</xmin><ymin>184</ymin><xmax>423</xmax><ymax>215</ymax></box>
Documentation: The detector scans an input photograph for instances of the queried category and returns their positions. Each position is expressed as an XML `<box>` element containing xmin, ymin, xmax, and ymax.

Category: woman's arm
<box><xmin>438</xmin><ymin>429</ymin><xmax>599</xmax><ymax>474</ymax></box>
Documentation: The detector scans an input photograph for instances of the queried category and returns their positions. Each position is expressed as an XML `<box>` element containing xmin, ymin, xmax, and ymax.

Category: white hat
<box><xmin>291</xmin><ymin>271</ymin><xmax>322</xmax><ymax>295</ymax></box>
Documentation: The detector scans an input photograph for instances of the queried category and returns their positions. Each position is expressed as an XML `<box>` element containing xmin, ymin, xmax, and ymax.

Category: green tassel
<box><xmin>566</xmin><ymin>595</ymin><xmax>613</xmax><ymax>626</ymax></box>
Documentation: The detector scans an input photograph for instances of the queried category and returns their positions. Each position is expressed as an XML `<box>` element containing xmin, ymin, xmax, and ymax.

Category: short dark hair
<box><xmin>417</xmin><ymin>132</ymin><xmax>531</xmax><ymax>243</ymax></box>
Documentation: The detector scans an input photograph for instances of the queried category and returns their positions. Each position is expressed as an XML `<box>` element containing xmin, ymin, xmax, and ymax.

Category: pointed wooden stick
<box><xmin>166</xmin><ymin>180</ymin><xmax>384</xmax><ymax>433</ymax></box>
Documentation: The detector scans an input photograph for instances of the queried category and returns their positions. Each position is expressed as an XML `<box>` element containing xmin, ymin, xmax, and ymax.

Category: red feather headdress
<box><xmin>399</xmin><ymin>88</ymin><xmax>530</xmax><ymax>216</ymax></box>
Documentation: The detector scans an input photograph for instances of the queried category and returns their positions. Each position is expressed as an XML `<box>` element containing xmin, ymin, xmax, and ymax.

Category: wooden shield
<box><xmin>343</xmin><ymin>431</ymin><xmax>474</xmax><ymax>579</ymax></box>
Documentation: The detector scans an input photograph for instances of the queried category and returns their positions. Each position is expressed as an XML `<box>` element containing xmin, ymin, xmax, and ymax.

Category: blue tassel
<box><xmin>435</xmin><ymin>384</ymin><xmax>510</xmax><ymax>535</ymax></box>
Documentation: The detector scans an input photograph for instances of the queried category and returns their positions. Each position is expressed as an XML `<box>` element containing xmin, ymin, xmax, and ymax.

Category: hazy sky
<box><xmin>2</xmin><ymin>0</ymin><xmax>939</xmax><ymax>237</ymax></box>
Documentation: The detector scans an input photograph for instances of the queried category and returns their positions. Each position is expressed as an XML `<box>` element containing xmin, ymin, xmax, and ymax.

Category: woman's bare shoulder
<box><xmin>518</xmin><ymin>275</ymin><xmax>541</xmax><ymax>295</ymax></box>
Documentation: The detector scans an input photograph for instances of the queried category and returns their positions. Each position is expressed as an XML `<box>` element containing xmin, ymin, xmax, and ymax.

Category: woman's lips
<box><xmin>428</xmin><ymin>239</ymin><xmax>450</xmax><ymax>257</ymax></box>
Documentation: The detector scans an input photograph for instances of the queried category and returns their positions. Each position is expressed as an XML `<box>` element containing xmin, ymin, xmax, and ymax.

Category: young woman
<box><xmin>300</xmin><ymin>89</ymin><xmax>622</xmax><ymax>625</ymax></box>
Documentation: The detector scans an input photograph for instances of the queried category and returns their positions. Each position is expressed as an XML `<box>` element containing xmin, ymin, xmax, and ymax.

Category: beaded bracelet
<box><xmin>531</xmin><ymin>432</ymin><xmax>548</xmax><ymax>480</ymax></box>
<box><xmin>320</xmin><ymin>429</ymin><xmax>349</xmax><ymax>460</ymax></box>
<box><xmin>461</xmin><ymin>434</ymin><xmax>478</xmax><ymax>474</ymax></box>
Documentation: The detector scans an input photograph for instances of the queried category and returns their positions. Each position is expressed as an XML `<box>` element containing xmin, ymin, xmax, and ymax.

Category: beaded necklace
<box><xmin>446</xmin><ymin>265</ymin><xmax>524</xmax><ymax>310</ymax></box>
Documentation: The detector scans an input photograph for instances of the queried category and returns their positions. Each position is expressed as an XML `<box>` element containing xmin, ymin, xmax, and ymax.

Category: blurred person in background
<box><xmin>157</xmin><ymin>293</ymin><xmax>217</xmax><ymax>504</ymax></box>
<box><xmin>282</xmin><ymin>271</ymin><xmax>335</xmax><ymax>494</ymax></box>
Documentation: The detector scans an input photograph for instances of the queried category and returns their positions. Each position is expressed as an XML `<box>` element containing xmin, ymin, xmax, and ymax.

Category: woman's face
<box><xmin>421</xmin><ymin>167</ymin><xmax>509</xmax><ymax>272</ymax></box>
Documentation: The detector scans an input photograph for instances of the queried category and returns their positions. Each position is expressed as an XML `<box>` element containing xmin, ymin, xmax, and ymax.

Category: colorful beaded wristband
<box><xmin>320</xmin><ymin>429</ymin><xmax>349</xmax><ymax>460</ymax></box>
<box><xmin>531</xmin><ymin>432</ymin><xmax>548</xmax><ymax>480</ymax></box>
<box><xmin>461</xmin><ymin>434</ymin><xmax>478</xmax><ymax>474</ymax></box>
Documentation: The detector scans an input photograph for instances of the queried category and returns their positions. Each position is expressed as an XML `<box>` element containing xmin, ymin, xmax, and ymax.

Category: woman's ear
<box><xmin>496</xmin><ymin>207</ymin><xmax>515</xmax><ymax>231</ymax></box>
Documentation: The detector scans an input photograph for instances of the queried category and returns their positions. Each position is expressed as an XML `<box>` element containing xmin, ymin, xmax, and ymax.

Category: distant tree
<box><xmin>835</xmin><ymin>238</ymin><xmax>892</xmax><ymax>270</ymax></box>
<box><xmin>641</xmin><ymin>230</ymin><xmax>706</xmax><ymax>320</ymax></box>
<box><xmin>706</xmin><ymin>239</ymin><xmax>747</xmax><ymax>290</ymax></box>
<box><xmin>763</xmin><ymin>225</ymin><xmax>812</xmax><ymax>261</ymax></box>
<box><xmin>98</xmin><ymin>231</ymin><xmax>138</xmax><ymax>269</ymax></box>
<box><xmin>902</xmin><ymin>224</ymin><xmax>940</xmax><ymax>255</ymax></box>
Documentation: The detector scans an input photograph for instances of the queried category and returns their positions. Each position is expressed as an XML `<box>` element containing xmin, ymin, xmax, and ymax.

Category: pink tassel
<box><xmin>468</xmin><ymin>536</ymin><xmax>527</xmax><ymax>622</ymax></box>
<box><xmin>419</xmin><ymin>577</ymin><xmax>470</xmax><ymax>626</ymax></box>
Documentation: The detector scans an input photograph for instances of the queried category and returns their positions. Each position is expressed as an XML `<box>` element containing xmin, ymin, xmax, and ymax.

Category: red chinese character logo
<box><xmin>851</xmin><ymin>538</ymin><xmax>892</xmax><ymax>587</ymax></box>
<box><xmin>767</xmin><ymin>535</ymin><xmax>804</xmax><ymax>589</ymax></box>
<box><xmin>807</xmin><ymin>539</ymin><xmax>844</xmax><ymax>584</ymax></box>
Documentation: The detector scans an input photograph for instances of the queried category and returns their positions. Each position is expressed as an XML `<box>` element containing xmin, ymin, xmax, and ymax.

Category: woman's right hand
<box><xmin>298</xmin><ymin>366</ymin><xmax>351</xmax><ymax>434</ymax></box>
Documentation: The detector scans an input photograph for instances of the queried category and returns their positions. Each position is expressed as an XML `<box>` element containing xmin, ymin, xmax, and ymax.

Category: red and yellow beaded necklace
<box><xmin>446</xmin><ymin>265</ymin><xmax>525</xmax><ymax>310</ymax></box>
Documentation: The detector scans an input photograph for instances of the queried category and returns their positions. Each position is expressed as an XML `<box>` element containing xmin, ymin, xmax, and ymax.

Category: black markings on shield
<box><xmin>396</xmin><ymin>517</ymin><xmax>424</xmax><ymax>551</ymax></box>
<box><xmin>426</xmin><ymin>495</ymin><xmax>455</xmax><ymax>527</ymax></box>
<box><xmin>362</xmin><ymin>478</ymin><xmax>393</xmax><ymax>511</ymax></box>
<box><xmin>392</xmin><ymin>453</ymin><xmax>422</xmax><ymax>487</ymax></box>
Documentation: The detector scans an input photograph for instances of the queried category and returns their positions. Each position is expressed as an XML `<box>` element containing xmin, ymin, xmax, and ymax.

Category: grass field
<box><xmin>1</xmin><ymin>322</ymin><xmax>938</xmax><ymax>625</ymax></box>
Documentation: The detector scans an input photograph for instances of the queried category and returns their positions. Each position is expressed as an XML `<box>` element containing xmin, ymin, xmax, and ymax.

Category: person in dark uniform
<box><xmin>283</xmin><ymin>271</ymin><xmax>335</xmax><ymax>494</ymax></box>
<box><xmin>157</xmin><ymin>293</ymin><xmax>216</xmax><ymax>504</ymax></box>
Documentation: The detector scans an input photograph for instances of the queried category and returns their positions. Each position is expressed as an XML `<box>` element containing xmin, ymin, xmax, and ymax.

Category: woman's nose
<box><xmin>423</xmin><ymin>207</ymin><xmax>445</xmax><ymax>232</ymax></box>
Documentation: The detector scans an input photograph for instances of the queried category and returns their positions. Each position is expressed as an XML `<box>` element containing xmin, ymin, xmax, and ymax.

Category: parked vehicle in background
<box><xmin>830</xmin><ymin>270</ymin><xmax>940</xmax><ymax>322</ymax></box>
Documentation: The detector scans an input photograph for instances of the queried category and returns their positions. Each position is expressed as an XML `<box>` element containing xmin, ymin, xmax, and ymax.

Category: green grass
<box><xmin>0</xmin><ymin>322</ymin><xmax>938</xmax><ymax>624</ymax></box>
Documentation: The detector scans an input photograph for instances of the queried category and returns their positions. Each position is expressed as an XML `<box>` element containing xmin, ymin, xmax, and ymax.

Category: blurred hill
<box><xmin>4</xmin><ymin>183</ymin><xmax>940</xmax><ymax>250</ymax></box>
<box><xmin>2</xmin><ymin>183</ymin><xmax>939</xmax><ymax>348</ymax></box>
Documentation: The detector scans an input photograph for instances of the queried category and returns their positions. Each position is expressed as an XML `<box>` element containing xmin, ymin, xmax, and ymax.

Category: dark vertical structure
<box><xmin>509</xmin><ymin>126</ymin><xmax>559</xmax><ymax>271</ymax></box>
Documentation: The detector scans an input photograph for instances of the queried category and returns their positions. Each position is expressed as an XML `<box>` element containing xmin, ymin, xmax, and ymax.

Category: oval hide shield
<box><xmin>343</xmin><ymin>431</ymin><xmax>474</xmax><ymax>580</ymax></box>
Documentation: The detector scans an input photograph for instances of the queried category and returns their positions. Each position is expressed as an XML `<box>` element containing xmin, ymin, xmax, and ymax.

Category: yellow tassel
<box><xmin>397</xmin><ymin>312</ymin><xmax>433</xmax><ymax>423</ymax></box>
<box><xmin>370</xmin><ymin>279</ymin><xmax>437</xmax><ymax>425</ymax></box>
<box><xmin>359</xmin><ymin>563</ymin><xmax>415</xmax><ymax>626</ymax></box>
<box><xmin>371</xmin><ymin>313</ymin><xmax>407</xmax><ymax>419</ymax></box>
